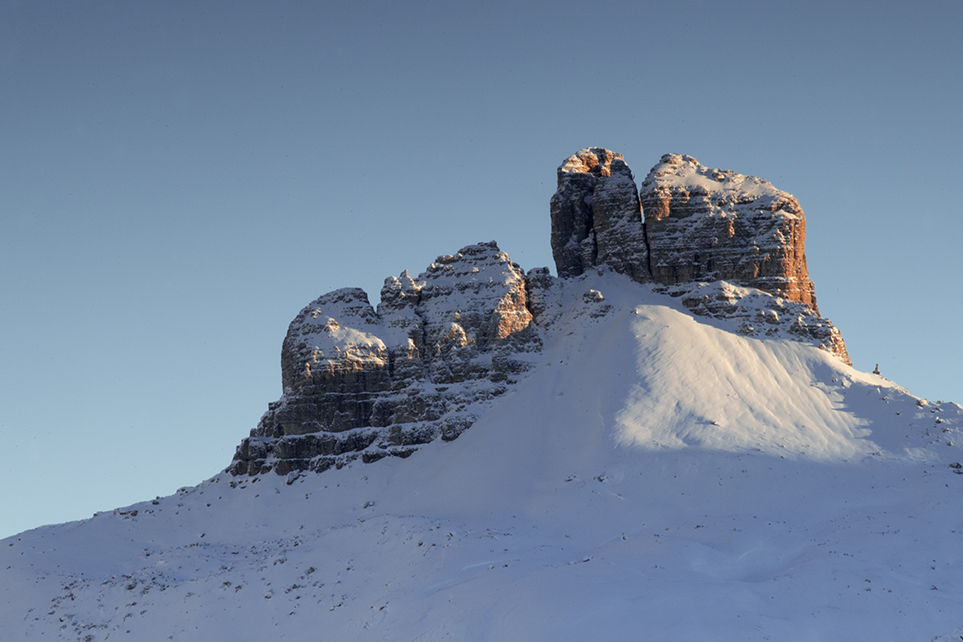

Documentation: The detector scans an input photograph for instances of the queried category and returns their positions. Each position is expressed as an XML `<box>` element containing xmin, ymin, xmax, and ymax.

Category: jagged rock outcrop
<box><xmin>549</xmin><ymin>148</ymin><xmax>650</xmax><ymax>282</ymax></box>
<box><xmin>640</xmin><ymin>153</ymin><xmax>817</xmax><ymax>310</ymax></box>
<box><xmin>550</xmin><ymin>150</ymin><xmax>817</xmax><ymax>310</ymax></box>
<box><xmin>232</xmin><ymin>149</ymin><xmax>853</xmax><ymax>477</ymax></box>
<box><xmin>549</xmin><ymin>148</ymin><xmax>848</xmax><ymax>364</ymax></box>
<box><xmin>661</xmin><ymin>280</ymin><xmax>850</xmax><ymax>364</ymax></box>
<box><xmin>229</xmin><ymin>241</ymin><xmax>543</xmax><ymax>476</ymax></box>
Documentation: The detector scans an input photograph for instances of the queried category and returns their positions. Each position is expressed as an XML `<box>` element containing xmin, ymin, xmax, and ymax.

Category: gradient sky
<box><xmin>2</xmin><ymin>0</ymin><xmax>961</xmax><ymax>539</ymax></box>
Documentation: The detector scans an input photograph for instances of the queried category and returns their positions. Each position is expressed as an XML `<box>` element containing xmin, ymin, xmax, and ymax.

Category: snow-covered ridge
<box><xmin>654</xmin><ymin>279</ymin><xmax>849</xmax><ymax>364</ymax></box>
<box><xmin>5</xmin><ymin>267</ymin><xmax>963</xmax><ymax>641</ymax></box>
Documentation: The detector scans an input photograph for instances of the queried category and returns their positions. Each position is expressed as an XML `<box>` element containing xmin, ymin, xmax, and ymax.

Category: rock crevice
<box><xmin>549</xmin><ymin>148</ymin><xmax>848</xmax><ymax>364</ymax></box>
<box><xmin>550</xmin><ymin>150</ymin><xmax>818</xmax><ymax>308</ymax></box>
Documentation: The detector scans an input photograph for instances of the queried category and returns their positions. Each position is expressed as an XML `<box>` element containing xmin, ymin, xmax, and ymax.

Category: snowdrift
<box><xmin>4</xmin><ymin>274</ymin><xmax>962</xmax><ymax>641</ymax></box>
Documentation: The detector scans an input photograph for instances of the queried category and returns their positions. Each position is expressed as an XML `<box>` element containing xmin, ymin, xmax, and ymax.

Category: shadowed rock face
<box><xmin>640</xmin><ymin>153</ymin><xmax>817</xmax><ymax>311</ymax></box>
<box><xmin>549</xmin><ymin>148</ymin><xmax>650</xmax><ymax>282</ymax></box>
<box><xmin>229</xmin><ymin>241</ymin><xmax>543</xmax><ymax>476</ymax></box>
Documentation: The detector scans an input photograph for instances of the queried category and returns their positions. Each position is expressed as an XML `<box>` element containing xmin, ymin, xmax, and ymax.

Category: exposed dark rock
<box><xmin>549</xmin><ymin>148</ymin><xmax>650</xmax><ymax>282</ymax></box>
<box><xmin>229</xmin><ymin>241</ymin><xmax>542</xmax><ymax>476</ymax></box>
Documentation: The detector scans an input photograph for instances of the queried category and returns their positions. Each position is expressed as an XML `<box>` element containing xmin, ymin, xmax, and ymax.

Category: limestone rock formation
<box><xmin>550</xmin><ymin>150</ymin><xmax>819</xmax><ymax>311</ymax></box>
<box><xmin>549</xmin><ymin>148</ymin><xmax>650</xmax><ymax>282</ymax></box>
<box><xmin>640</xmin><ymin>153</ymin><xmax>817</xmax><ymax>310</ymax></box>
<box><xmin>232</xmin><ymin>149</ymin><xmax>853</xmax><ymax>477</ymax></box>
<box><xmin>548</xmin><ymin>148</ymin><xmax>848</xmax><ymax>364</ymax></box>
<box><xmin>229</xmin><ymin>241</ymin><xmax>542</xmax><ymax>476</ymax></box>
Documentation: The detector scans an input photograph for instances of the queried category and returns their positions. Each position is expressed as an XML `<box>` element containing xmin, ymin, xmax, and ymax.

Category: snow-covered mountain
<box><xmin>4</xmin><ymin>151</ymin><xmax>962</xmax><ymax>641</ymax></box>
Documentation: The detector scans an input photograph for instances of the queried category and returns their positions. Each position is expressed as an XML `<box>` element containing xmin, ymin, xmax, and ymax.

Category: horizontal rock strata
<box><xmin>549</xmin><ymin>148</ymin><xmax>848</xmax><ymax>363</ymax></box>
<box><xmin>229</xmin><ymin>241</ymin><xmax>543</xmax><ymax>476</ymax></box>
<box><xmin>640</xmin><ymin>153</ymin><xmax>817</xmax><ymax>310</ymax></box>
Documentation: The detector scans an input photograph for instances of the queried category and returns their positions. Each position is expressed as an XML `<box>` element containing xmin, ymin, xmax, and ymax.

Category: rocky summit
<box><xmin>229</xmin><ymin>149</ymin><xmax>849</xmax><ymax>476</ymax></box>
<box><xmin>550</xmin><ymin>149</ymin><xmax>848</xmax><ymax>363</ymax></box>
<box><xmin>640</xmin><ymin>153</ymin><xmax>816</xmax><ymax>309</ymax></box>
<box><xmin>552</xmin><ymin>150</ymin><xmax>816</xmax><ymax>307</ymax></box>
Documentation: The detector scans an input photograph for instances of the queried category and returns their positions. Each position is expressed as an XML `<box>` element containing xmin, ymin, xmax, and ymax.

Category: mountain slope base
<box><xmin>4</xmin><ymin>275</ymin><xmax>962</xmax><ymax>641</ymax></box>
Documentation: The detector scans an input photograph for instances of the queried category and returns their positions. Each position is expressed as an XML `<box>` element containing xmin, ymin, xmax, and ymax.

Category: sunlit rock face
<box><xmin>549</xmin><ymin>148</ymin><xmax>848</xmax><ymax>364</ymax></box>
<box><xmin>549</xmin><ymin>148</ymin><xmax>650</xmax><ymax>282</ymax></box>
<box><xmin>640</xmin><ymin>153</ymin><xmax>817</xmax><ymax>311</ymax></box>
<box><xmin>229</xmin><ymin>242</ymin><xmax>543</xmax><ymax>476</ymax></box>
<box><xmin>551</xmin><ymin>149</ymin><xmax>818</xmax><ymax>311</ymax></box>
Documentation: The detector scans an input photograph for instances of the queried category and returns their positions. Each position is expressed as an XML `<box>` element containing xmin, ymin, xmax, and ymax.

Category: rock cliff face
<box><xmin>549</xmin><ymin>148</ymin><xmax>650</xmax><ymax>283</ymax></box>
<box><xmin>230</xmin><ymin>149</ymin><xmax>851</xmax><ymax>476</ymax></box>
<box><xmin>229</xmin><ymin>242</ymin><xmax>543</xmax><ymax>476</ymax></box>
<box><xmin>549</xmin><ymin>148</ymin><xmax>849</xmax><ymax>365</ymax></box>
<box><xmin>640</xmin><ymin>153</ymin><xmax>817</xmax><ymax>310</ymax></box>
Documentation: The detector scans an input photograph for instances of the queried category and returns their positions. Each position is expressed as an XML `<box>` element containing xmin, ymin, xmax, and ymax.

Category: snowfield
<box><xmin>4</xmin><ymin>273</ymin><xmax>962</xmax><ymax>641</ymax></box>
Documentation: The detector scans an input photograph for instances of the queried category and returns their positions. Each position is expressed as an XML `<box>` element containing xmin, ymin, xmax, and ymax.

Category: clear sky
<box><xmin>2</xmin><ymin>0</ymin><xmax>961</xmax><ymax>540</ymax></box>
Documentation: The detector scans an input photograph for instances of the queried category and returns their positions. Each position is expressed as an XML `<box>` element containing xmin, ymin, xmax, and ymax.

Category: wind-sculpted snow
<box><xmin>616</xmin><ymin>298</ymin><xmax>869</xmax><ymax>458</ymax></box>
<box><xmin>4</xmin><ymin>272</ymin><xmax>963</xmax><ymax>641</ymax></box>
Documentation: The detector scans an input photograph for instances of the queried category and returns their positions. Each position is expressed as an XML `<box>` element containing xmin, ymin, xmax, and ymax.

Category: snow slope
<box><xmin>4</xmin><ymin>273</ymin><xmax>963</xmax><ymax>641</ymax></box>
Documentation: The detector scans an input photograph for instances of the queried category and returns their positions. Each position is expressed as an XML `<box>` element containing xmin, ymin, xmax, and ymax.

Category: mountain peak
<box><xmin>550</xmin><ymin>149</ymin><xmax>847</xmax><ymax>363</ymax></box>
<box><xmin>551</xmin><ymin>148</ymin><xmax>817</xmax><ymax>309</ymax></box>
<box><xmin>229</xmin><ymin>150</ymin><xmax>850</xmax><ymax>477</ymax></box>
<box><xmin>7</xmin><ymin>151</ymin><xmax>963</xmax><ymax>642</ymax></box>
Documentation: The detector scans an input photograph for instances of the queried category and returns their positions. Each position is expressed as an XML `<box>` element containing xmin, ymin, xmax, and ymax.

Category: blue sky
<box><xmin>2</xmin><ymin>0</ymin><xmax>961</xmax><ymax>539</ymax></box>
